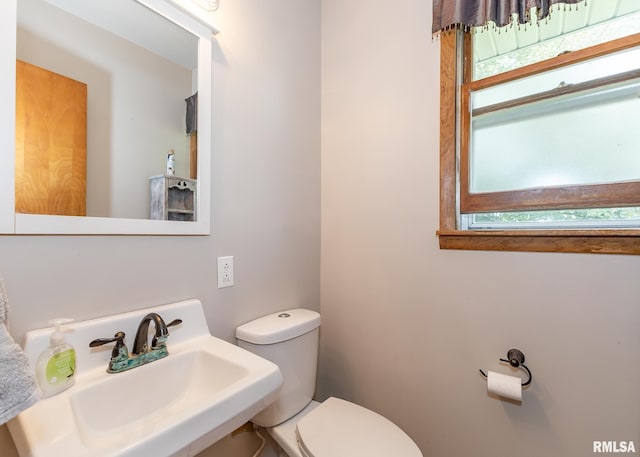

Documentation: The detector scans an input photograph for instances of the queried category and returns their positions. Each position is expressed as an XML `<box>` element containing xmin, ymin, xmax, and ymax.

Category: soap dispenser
<box><xmin>35</xmin><ymin>318</ymin><xmax>76</xmax><ymax>398</ymax></box>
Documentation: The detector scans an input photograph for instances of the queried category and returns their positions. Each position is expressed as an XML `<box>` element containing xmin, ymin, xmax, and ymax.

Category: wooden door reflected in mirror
<box><xmin>15</xmin><ymin>60</ymin><xmax>87</xmax><ymax>216</ymax></box>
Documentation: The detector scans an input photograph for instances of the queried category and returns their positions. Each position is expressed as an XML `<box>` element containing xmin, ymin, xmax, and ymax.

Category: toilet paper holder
<box><xmin>479</xmin><ymin>348</ymin><xmax>532</xmax><ymax>387</ymax></box>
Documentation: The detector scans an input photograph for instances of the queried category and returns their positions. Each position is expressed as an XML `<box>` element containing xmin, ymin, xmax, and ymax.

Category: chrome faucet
<box><xmin>89</xmin><ymin>313</ymin><xmax>182</xmax><ymax>373</ymax></box>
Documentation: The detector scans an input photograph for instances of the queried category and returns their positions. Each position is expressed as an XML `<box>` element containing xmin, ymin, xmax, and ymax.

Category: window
<box><xmin>438</xmin><ymin>2</ymin><xmax>640</xmax><ymax>254</ymax></box>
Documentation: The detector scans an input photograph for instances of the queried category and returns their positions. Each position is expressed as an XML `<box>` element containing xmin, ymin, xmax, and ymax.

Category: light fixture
<box><xmin>192</xmin><ymin>0</ymin><xmax>219</xmax><ymax>12</ymax></box>
<box><xmin>161</xmin><ymin>0</ymin><xmax>220</xmax><ymax>32</ymax></box>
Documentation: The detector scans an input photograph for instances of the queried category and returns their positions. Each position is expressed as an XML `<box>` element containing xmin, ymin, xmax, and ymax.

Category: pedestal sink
<box><xmin>7</xmin><ymin>299</ymin><xmax>283</xmax><ymax>457</ymax></box>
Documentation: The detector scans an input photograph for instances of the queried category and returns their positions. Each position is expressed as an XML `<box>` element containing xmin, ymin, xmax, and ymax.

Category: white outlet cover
<box><xmin>217</xmin><ymin>256</ymin><xmax>234</xmax><ymax>288</ymax></box>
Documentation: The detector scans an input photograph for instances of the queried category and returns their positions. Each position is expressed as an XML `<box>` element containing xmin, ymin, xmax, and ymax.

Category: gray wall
<box><xmin>319</xmin><ymin>1</ymin><xmax>640</xmax><ymax>456</ymax></box>
<box><xmin>0</xmin><ymin>0</ymin><xmax>320</xmax><ymax>454</ymax></box>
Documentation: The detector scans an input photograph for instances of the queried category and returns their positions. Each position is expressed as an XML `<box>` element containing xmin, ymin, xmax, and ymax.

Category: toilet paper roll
<box><xmin>486</xmin><ymin>371</ymin><xmax>522</xmax><ymax>401</ymax></box>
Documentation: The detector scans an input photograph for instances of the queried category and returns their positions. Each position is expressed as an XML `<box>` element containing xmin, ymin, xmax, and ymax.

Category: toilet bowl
<box><xmin>236</xmin><ymin>309</ymin><xmax>422</xmax><ymax>457</ymax></box>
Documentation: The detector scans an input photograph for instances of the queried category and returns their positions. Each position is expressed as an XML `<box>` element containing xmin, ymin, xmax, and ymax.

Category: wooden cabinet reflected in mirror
<box><xmin>149</xmin><ymin>175</ymin><xmax>196</xmax><ymax>221</ymax></box>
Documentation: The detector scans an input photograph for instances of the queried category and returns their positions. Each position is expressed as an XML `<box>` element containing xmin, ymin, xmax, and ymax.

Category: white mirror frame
<box><xmin>0</xmin><ymin>0</ymin><xmax>212</xmax><ymax>235</ymax></box>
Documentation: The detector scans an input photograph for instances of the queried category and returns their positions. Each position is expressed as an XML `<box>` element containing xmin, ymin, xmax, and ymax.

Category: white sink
<box><xmin>70</xmin><ymin>348</ymin><xmax>249</xmax><ymax>447</ymax></box>
<box><xmin>8</xmin><ymin>300</ymin><xmax>283</xmax><ymax>457</ymax></box>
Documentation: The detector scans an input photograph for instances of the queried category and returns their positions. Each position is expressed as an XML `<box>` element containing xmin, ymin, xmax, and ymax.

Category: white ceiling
<box><xmin>35</xmin><ymin>0</ymin><xmax>198</xmax><ymax>69</ymax></box>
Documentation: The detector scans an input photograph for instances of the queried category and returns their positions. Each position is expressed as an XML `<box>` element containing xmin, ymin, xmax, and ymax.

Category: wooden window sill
<box><xmin>437</xmin><ymin>229</ymin><xmax>640</xmax><ymax>255</ymax></box>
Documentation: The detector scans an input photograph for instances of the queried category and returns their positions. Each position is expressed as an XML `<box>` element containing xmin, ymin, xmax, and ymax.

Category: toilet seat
<box><xmin>295</xmin><ymin>397</ymin><xmax>422</xmax><ymax>457</ymax></box>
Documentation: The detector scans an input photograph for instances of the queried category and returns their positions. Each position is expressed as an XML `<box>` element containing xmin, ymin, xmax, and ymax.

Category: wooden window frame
<box><xmin>437</xmin><ymin>31</ymin><xmax>640</xmax><ymax>255</ymax></box>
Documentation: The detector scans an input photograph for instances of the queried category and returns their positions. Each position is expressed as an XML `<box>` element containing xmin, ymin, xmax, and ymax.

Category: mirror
<box><xmin>1</xmin><ymin>0</ymin><xmax>212</xmax><ymax>234</ymax></box>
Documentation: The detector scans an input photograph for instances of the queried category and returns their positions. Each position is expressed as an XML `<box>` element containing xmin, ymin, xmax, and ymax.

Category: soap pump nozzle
<box><xmin>48</xmin><ymin>318</ymin><xmax>73</xmax><ymax>347</ymax></box>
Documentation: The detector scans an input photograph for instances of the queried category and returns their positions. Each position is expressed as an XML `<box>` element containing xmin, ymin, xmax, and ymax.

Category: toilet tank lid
<box><xmin>236</xmin><ymin>308</ymin><xmax>320</xmax><ymax>345</ymax></box>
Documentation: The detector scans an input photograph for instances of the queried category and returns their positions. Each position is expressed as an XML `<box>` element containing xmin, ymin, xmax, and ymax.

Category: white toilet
<box><xmin>236</xmin><ymin>308</ymin><xmax>423</xmax><ymax>457</ymax></box>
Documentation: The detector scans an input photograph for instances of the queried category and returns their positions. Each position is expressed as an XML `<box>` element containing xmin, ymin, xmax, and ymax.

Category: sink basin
<box><xmin>70</xmin><ymin>348</ymin><xmax>249</xmax><ymax>447</ymax></box>
<box><xmin>8</xmin><ymin>300</ymin><xmax>283</xmax><ymax>457</ymax></box>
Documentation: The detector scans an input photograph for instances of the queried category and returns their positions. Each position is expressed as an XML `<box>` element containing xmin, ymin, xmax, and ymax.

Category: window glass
<box><xmin>472</xmin><ymin>48</ymin><xmax>640</xmax><ymax>108</ymax></box>
<box><xmin>469</xmin><ymin>48</ymin><xmax>640</xmax><ymax>194</ymax></box>
<box><xmin>469</xmin><ymin>207</ymin><xmax>640</xmax><ymax>229</ymax></box>
<box><xmin>461</xmin><ymin>0</ymin><xmax>640</xmax><ymax>229</ymax></box>
<box><xmin>473</xmin><ymin>4</ymin><xmax>640</xmax><ymax>80</ymax></box>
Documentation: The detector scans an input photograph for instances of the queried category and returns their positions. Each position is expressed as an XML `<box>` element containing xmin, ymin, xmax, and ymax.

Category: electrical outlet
<box><xmin>217</xmin><ymin>256</ymin><xmax>234</xmax><ymax>288</ymax></box>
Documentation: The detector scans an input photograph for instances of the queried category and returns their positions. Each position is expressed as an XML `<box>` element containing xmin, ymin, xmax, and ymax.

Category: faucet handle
<box><xmin>90</xmin><ymin>331</ymin><xmax>128</xmax><ymax>359</ymax></box>
<box><xmin>166</xmin><ymin>318</ymin><xmax>182</xmax><ymax>329</ymax></box>
<box><xmin>89</xmin><ymin>331</ymin><xmax>125</xmax><ymax>347</ymax></box>
<box><xmin>151</xmin><ymin>319</ymin><xmax>182</xmax><ymax>348</ymax></box>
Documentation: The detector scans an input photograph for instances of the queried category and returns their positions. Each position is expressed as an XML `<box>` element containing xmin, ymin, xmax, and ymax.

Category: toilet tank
<box><xmin>236</xmin><ymin>309</ymin><xmax>321</xmax><ymax>427</ymax></box>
